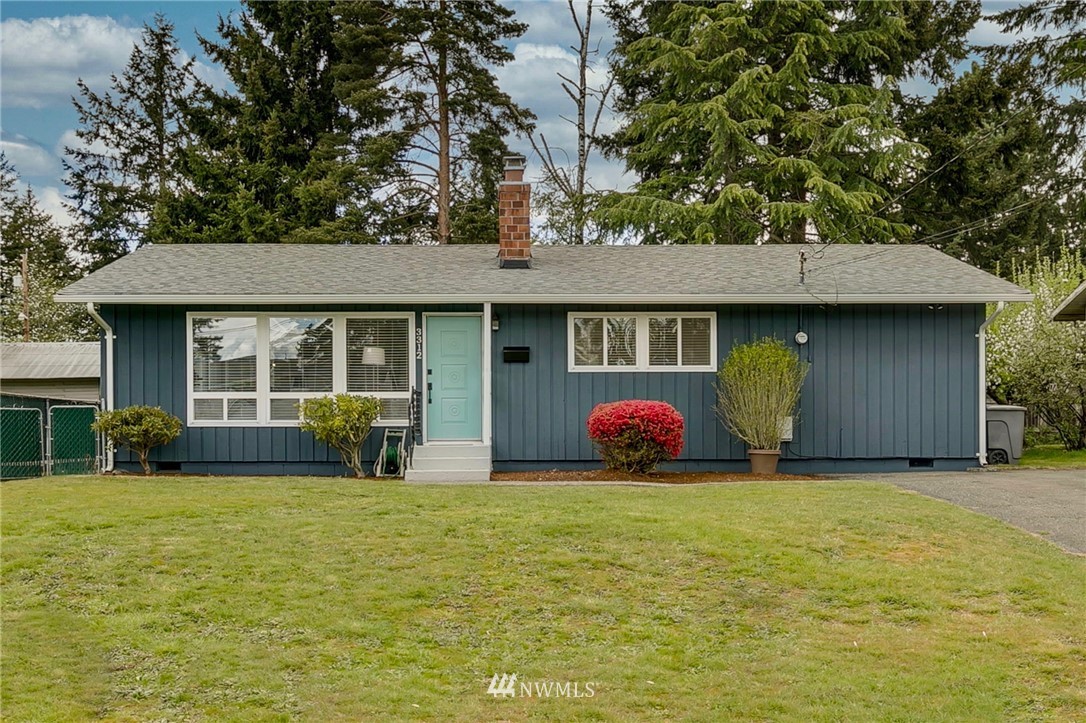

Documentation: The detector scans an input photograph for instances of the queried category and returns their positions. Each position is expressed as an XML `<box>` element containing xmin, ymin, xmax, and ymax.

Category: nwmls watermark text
<box><xmin>487</xmin><ymin>673</ymin><xmax>596</xmax><ymax>698</ymax></box>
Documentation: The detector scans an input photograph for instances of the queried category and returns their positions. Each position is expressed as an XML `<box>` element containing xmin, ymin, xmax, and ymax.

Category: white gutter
<box><xmin>55</xmin><ymin>292</ymin><xmax>1035</xmax><ymax>305</ymax></box>
<box><xmin>976</xmin><ymin>301</ymin><xmax>1005</xmax><ymax>466</ymax></box>
<box><xmin>85</xmin><ymin>303</ymin><xmax>115</xmax><ymax>472</ymax></box>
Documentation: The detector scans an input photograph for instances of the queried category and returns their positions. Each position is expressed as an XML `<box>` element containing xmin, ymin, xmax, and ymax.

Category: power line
<box><xmin>808</xmin><ymin>74</ymin><xmax>1073</xmax><ymax>256</ymax></box>
<box><xmin>907</xmin><ymin>196</ymin><xmax>1049</xmax><ymax>246</ymax></box>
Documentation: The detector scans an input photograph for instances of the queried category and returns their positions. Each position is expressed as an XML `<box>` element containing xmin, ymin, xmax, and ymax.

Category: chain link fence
<box><xmin>0</xmin><ymin>407</ymin><xmax>44</xmax><ymax>479</ymax></box>
<box><xmin>48</xmin><ymin>405</ymin><xmax>99</xmax><ymax>475</ymax></box>
<box><xmin>1</xmin><ymin>399</ymin><xmax>99</xmax><ymax>479</ymax></box>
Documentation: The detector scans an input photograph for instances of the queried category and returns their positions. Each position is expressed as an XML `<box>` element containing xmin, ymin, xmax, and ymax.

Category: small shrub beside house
<box><xmin>587</xmin><ymin>400</ymin><xmax>684</xmax><ymax>473</ymax></box>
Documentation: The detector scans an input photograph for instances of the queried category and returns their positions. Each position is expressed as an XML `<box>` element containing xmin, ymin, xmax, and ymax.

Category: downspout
<box><xmin>976</xmin><ymin>302</ymin><xmax>1005</xmax><ymax>466</ymax></box>
<box><xmin>86</xmin><ymin>303</ymin><xmax>115</xmax><ymax>472</ymax></box>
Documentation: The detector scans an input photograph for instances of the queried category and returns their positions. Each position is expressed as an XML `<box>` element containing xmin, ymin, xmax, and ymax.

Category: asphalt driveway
<box><xmin>868</xmin><ymin>469</ymin><xmax>1086</xmax><ymax>554</ymax></box>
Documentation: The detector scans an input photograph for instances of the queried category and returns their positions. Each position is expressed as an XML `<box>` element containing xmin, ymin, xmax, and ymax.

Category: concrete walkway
<box><xmin>867</xmin><ymin>469</ymin><xmax>1086</xmax><ymax>554</ymax></box>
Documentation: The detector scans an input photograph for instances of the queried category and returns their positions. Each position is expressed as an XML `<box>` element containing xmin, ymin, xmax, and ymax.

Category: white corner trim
<box><xmin>483</xmin><ymin>302</ymin><xmax>493</xmax><ymax>447</ymax></box>
<box><xmin>976</xmin><ymin>302</ymin><xmax>1006</xmax><ymax>465</ymax></box>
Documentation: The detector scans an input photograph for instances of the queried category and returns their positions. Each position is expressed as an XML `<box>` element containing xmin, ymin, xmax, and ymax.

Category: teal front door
<box><xmin>426</xmin><ymin>315</ymin><xmax>483</xmax><ymax>441</ymax></box>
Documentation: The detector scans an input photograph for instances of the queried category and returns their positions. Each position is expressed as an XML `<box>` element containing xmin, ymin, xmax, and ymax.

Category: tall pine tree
<box><xmin>602</xmin><ymin>1</ymin><xmax>950</xmax><ymax>244</ymax></box>
<box><xmin>1</xmin><ymin>157</ymin><xmax>92</xmax><ymax>342</ymax></box>
<box><xmin>378</xmin><ymin>0</ymin><xmax>534</xmax><ymax>243</ymax></box>
<box><xmin>65</xmin><ymin>14</ymin><xmax>196</xmax><ymax>268</ymax></box>
<box><xmin>1</xmin><ymin>156</ymin><xmax>77</xmax><ymax>282</ymax></box>
<box><xmin>168</xmin><ymin>1</ymin><xmax>345</xmax><ymax>244</ymax></box>
<box><xmin>897</xmin><ymin>62</ymin><xmax>1075</xmax><ymax>272</ymax></box>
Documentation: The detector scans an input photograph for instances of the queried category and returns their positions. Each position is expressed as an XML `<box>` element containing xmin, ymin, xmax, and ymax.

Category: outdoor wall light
<box><xmin>492</xmin><ymin>315</ymin><xmax>500</xmax><ymax>332</ymax></box>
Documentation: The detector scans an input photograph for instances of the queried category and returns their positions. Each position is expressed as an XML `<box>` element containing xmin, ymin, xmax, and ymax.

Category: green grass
<box><xmin>3</xmin><ymin>477</ymin><xmax>1084</xmax><ymax>722</ymax></box>
<box><xmin>1020</xmin><ymin>444</ymin><xmax>1086</xmax><ymax>469</ymax></box>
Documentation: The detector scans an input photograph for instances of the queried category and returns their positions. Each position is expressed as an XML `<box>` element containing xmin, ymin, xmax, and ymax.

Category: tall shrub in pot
<box><xmin>714</xmin><ymin>337</ymin><xmax>809</xmax><ymax>474</ymax></box>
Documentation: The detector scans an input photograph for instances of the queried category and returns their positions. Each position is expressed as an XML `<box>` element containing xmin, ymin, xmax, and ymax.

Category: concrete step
<box><xmin>412</xmin><ymin>444</ymin><xmax>491</xmax><ymax>459</ymax></box>
<box><xmin>409</xmin><ymin>455</ymin><xmax>491</xmax><ymax>472</ymax></box>
<box><xmin>404</xmin><ymin>469</ymin><xmax>492</xmax><ymax>483</ymax></box>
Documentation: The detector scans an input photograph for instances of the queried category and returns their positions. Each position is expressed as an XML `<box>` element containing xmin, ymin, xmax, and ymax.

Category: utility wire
<box><xmin>806</xmin><ymin>74</ymin><xmax>1074</xmax><ymax>257</ymax></box>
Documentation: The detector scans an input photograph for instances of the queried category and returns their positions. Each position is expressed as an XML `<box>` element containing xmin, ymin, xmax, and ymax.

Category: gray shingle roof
<box><xmin>1053</xmin><ymin>280</ymin><xmax>1086</xmax><ymax>321</ymax></box>
<box><xmin>57</xmin><ymin>243</ymin><xmax>1030</xmax><ymax>304</ymax></box>
<box><xmin>0</xmin><ymin>342</ymin><xmax>100</xmax><ymax>380</ymax></box>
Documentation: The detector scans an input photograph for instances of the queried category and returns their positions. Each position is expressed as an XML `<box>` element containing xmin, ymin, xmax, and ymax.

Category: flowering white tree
<box><xmin>987</xmin><ymin>250</ymin><xmax>1086</xmax><ymax>450</ymax></box>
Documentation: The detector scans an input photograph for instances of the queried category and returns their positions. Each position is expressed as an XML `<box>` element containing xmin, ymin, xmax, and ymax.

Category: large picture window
<box><xmin>188</xmin><ymin>313</ymin><xmax>414</xmax><ymax>426</ymax></box>
<box><xmin>568</xmin><ymin>312</ymin><xmax>716</xmax><ymax>372</ymax></box>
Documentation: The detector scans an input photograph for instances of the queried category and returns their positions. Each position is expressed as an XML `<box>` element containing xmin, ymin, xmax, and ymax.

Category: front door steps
<box><xmin>404</xmin><ymin>443</ymin><xmax>491</xmax><ymax>483</ymax></box>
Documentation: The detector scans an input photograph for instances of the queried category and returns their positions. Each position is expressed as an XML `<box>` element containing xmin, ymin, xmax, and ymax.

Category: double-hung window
<box><xmin>188</xmin><ymin>313</ymin><xmax>414</xmax><ymax>426</ymax></box>
<box><xmin>569</xmin><ymin>312</ymin><xmax>716</xmax><ymax>371</ymax></box>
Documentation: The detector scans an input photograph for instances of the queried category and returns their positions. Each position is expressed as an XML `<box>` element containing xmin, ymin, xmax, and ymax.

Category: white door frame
<box><xmin>421</xmin><ymin>311</ymin><xmax>489</xmax><ymax>445</ymax></box>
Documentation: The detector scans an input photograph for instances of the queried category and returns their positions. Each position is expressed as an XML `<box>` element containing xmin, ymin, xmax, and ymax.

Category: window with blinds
<box><xmin>569</xmin><ymin>313</ymin><xmax>715</xmax><ymax>372</ymax></box>
<box><xmin>188</xmin><ymin>313</ymin><xmax>415</xmax><ymax>426</ymax></box>
<box><xmin>269</xmin><ymin>317</ymin><xmax>334</xmax><ymax>393</ymax></box>
<box><xmin>191</xmin><ymin>316</ymin><xmax>258</xmax><ymax>421</ymax></box>
<box><xmin>346</xmin><ymin>317</ymin><xmax>411</xmax><ymax>424</ymax></box>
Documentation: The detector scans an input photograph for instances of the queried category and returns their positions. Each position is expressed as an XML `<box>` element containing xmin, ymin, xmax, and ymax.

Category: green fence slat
<box><xmin>0</xmin><ymin>408</ymin><xmax>44</xmax><ymax>479</ymax></box>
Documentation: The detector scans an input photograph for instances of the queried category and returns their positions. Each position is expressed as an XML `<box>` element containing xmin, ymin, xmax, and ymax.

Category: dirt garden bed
<box><xmin>490</xmin><ymin>469</ymin><xmax>822</xmax><ymax>484</ymax></box>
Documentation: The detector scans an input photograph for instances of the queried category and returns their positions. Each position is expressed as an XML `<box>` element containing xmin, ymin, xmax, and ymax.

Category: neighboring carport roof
<box><xmin>56</xmin><ymin>243</ymin><xmax>1032</xmax><ymax>305</ymax></box>
<box><xmin>1052</xmin><ymin>280</ymin><xmax>1086</xmax><ymax>321</ymax></box>
<box><xmin>0</xmin><ymin>342</ymin><xmax>100</xmax><ymax>380</ymax></box>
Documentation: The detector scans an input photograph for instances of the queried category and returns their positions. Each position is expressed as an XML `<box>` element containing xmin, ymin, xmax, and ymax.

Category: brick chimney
<box><xmin>498</xmin><ymin>154</ymin><xmax>531</xmax><ymax>268</ymax></box>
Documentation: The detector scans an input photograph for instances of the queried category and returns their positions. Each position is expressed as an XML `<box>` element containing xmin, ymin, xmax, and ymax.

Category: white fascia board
<box><xmin>55</xmin><ymin>292</ymin><xmax>1034</xmax><ymax>305</ymax></box>
<box><xmin>1052</xmin><ymin>280</ymin><xmax>1086</xmax><ymax>321</ymax></box>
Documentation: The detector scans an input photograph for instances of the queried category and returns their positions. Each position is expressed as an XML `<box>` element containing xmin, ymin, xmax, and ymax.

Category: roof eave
<box><xmin>1052</xmin><ymin>280</ymin><xmax>1086</xmax><ymax>322</ymax></box>
<box><xmin>57</xmin><ymin>292</ymin><xmax>1035</xmax><ymax>305</ymax></box>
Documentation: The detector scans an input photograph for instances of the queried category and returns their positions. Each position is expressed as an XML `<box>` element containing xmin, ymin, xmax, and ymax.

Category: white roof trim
<box><xmin>1052</xmin><ymin>280</ymin><xmax>1086</xmax><ymax>321</ymax></box>
<box><xmin>57</xmin><ymin>292</ymin><xmax>1034</xmax><ymax>305</ymax></box>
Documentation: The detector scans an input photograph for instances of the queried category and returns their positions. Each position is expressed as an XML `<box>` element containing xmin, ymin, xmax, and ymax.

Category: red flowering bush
<box><xmin>586</xmin><ymin>400</ymin><xmax>685</xmax><ymax>473</ymax></box>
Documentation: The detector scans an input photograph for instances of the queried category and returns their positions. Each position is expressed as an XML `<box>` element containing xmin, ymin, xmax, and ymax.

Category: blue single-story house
<box><xmin>57</xmin><ymin>158</ymin><xmax>1030</xmax><ymax>479</ymax></box>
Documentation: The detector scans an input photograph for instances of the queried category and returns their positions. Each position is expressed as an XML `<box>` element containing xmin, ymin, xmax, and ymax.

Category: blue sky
<box><xmin>0</xmin><ymin>1</ymin><xmax>1021</xmax><ymax>226</ymax></box>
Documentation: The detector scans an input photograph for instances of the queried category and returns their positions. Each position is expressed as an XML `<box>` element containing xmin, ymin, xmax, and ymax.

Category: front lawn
<box><xmin>3</xmin><ymin>476</ymin><xmax>1083</xmax><ymax>721</ymax></box>
<box><xmin>1020</xmin><ymin>444</ymin><xmax>1086</xmax><ymax>469</ymax></box>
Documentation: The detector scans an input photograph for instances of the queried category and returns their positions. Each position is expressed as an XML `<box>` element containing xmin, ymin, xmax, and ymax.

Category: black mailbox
<box><xmin>503</xmin><ymin>346</ymin><xmax>530</xmax><ymax>363</ymax></box>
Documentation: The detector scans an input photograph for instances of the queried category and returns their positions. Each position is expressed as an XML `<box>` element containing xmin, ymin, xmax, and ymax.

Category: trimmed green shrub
<box><xmin>587</xmin><ymin>400</ymin><xmax>685</xmax><ymax>473</ymax></box>
<box><xmin>715</xmin><ymin>337</ymin><xmax>809</xmax><ymax>450</ymax></box>
<box><xmin>92</xmin><ymin>405</ymin><xmax>182</xmax><ymax>475</ymax></box>
<box><xmin>299</xmin><ymin>394</ymin><xmax>383</xmax><ymax>478</ymax></box>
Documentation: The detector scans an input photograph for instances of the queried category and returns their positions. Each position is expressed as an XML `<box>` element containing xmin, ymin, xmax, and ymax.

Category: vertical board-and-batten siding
<box><xmin>104</xmin><ymin>302</ymin><xmax>983</xmax><ymax>473</ymax></box>
<box><xmin>103</xmin><ymin>304</ymin><xmax>476</xmax><ymax>473</ymax></box>
<box><xmin>491</xmin><ymin>304</ymin><xmax>983</xmax><ymax>467</ymax></box>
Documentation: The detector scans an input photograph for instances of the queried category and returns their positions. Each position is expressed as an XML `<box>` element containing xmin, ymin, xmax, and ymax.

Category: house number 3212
<box><xmin>416</xmin><ymin>328</ymin><xmax>423</xmax><ymax>359</ymax></box>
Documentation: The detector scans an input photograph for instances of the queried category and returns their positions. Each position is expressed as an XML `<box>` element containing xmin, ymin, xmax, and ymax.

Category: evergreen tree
<box><xmin>1</xmin><ymin>156</ymin><xmax>76</xmax><ymax>282</ymax></box>
<box><xmin>167</xmin><ymin>1</ymin><xmax>342</xmax><ymax>244</ymax></box>
<box><xmin>324</xmin><ymin>0</ymin><xmax>424</xmax><ymax>245</ymax></box>
<box><xmin>600</xmin><ymin>1</ymin><xmax>967</xmax><ymax>244</ymax></box>
<box><xmin>897</xmin><ymin>62</ymin><xmax>1076</xmax><ymax>272</ymax></box>
<box><xmin>64</xmin><ymin>14</ymin><xmax>196</xmax><ymax>269</ymax></box>
<box><xmin>1</xmin><ymin>157</ymin><xmax>91</xmax><ymax>342</ymax></box>
<box><xmin>380</xmin><ymin>0</ymin><xmax>534</xmax><ymax>244</ymax></box>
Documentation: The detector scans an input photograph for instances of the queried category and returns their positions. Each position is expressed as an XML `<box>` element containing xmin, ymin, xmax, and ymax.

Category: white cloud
<box><xmin>54</xmin><ymin>128</ymin><xmax>111</xmax><ymax>160</ymax></box>
<box><xmin>36</xmin><ymin>185</ymin><xmax>78</xmax><ymax>227</ymax></box>
<box><xmin>499</xmin><ymin>37</ymin><xmax>626</xmax><ymax>192</ymax></box>
<box><xmin>0</xmin><ymin>130</ymin><xmax>60</xmax><ymax>176</ymax></box>
<box><xmin>0</xmin><ymin>15</ymin><xmax>141</xmax><ymax>109</ymax></box>
<box><xmin>0</xmin><ymin>14</ymin><xmax>228</xmax><ymax>111</ymax></box>
<box><xmin>7</xmin><ymin>177</ymin><xmax>77</xmax><ymax>228</ymax></box>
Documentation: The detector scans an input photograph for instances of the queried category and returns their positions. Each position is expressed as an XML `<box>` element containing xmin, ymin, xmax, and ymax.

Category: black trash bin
<box><xmin>986</xmin><ymin>404</ymin><xmax>1027</xmax><ymax>465</ymax></box>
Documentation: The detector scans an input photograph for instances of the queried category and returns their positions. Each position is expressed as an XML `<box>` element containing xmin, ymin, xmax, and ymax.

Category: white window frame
<box><xmin>567</xmin><ymin>312</ymin><xmax>717</xmax><ymax>372</ymax></box>
<box><xmin>187</xmin><ymin>312</ymin><xmax>415</xmax><ymax>427</ymax></box>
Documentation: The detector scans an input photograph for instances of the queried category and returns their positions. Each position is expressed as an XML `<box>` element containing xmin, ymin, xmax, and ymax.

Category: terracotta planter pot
<box><xmin>748</xmin><ymin>449</ymin><xmax>781</xmax><ymax>475</ymax></box>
